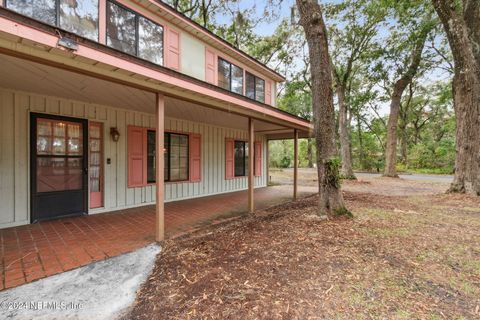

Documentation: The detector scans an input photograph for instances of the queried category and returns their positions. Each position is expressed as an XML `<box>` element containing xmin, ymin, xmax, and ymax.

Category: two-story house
<box><xmin>0</xmin><ymin>0</ymin><xmax>312</xmax><ymax>240</ymax></box>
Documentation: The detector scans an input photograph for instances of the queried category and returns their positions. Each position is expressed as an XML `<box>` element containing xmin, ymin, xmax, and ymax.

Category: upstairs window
<box><xmin>59</xmin><ymin>0</ymin><xmax>99</xmax><ymax>41</ymax></box>
<box><xmin>138</xmin><ymin>16</ymin><xmax>164</xmax><ymax>65</ymax></box>
<box><xmin>6</xmin><ymin>0</ymin><xmax>56</xmax><ymax>25</ymax></box>
<box><xmin>106</xmin><ymin>2</ymin><xmax>136</xmax><ymax>55</ymax></box>
<box><xmin>218</xmin><ymin>58</ymin><xmax>243</xmax><ymax>95</ymax></box>
<box><xmin>246</xmin><ymin>72</ymin><xmax>265</xmax><ymax>103</ymax></box>
<box><xmin>6</xmin><ymin>0</ymin><xmax>99</xmax><ymax>41</ymax></box>
<box><xmin>106</xmin><ymin>1</ymin><xmax>164</xmax><ymax>65</ymax></box>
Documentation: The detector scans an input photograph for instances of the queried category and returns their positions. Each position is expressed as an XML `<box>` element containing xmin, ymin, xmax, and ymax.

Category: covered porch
<box><xmin>0</xmin><ymin>26</ymin><xmax>312</xmax><ymax>290</ymax></box>
<box><xmin>0</xmin><ymin>185</ymin><xmax>317</xmax><ymax>290</ymax></box>
<box><xmin>0</xmin><ymin>52</ymin><xmax>310</xmax><ymax>237</ymax></box>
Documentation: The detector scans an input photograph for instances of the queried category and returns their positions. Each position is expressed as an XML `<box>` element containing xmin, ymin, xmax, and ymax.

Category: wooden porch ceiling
<box><xmin>0</xmin><ymin>53</ymin><xmax>292</xmax><ymax>132</ymax></box>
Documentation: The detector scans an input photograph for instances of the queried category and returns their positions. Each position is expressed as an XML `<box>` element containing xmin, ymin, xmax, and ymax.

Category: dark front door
<box><xmin>31</xmin><ymin>113</ymin><xmax>88</xmax><ymax>222</ymax></box>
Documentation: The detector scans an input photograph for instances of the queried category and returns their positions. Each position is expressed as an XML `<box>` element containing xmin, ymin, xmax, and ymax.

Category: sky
<box><xmin>214</xmin><ymin>0</ymin><xmax>345</xmax><ymax>35</ymax></box>
<box><xmin>213</xmin><ymin>0</ymin><xmax>293</xmax><ymax>35</ymax></box>
<box><xmin>212</xmin><ymin>0</ymin><xmax>452</xmax><ymax>117</ymax></box>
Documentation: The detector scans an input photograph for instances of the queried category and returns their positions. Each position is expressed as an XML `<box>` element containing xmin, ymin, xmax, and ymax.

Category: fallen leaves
<box><xmin>125</xmin><ymin>179</ymin><xmax>480</xmax><ymax>320</ymax></box>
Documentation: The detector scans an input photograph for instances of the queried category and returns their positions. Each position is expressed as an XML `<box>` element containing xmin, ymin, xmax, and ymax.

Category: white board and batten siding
<box><xmin>0</xmin><ymin>88</ymin><xmax>267</xmax><ymax>229</ymax></box>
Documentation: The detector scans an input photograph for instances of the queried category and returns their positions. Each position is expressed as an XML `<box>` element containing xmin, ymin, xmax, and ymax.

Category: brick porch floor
<box><xmin>0</xmin><ymin>186</ymin><xmax>316</xmax><ymax>290</ymax></box>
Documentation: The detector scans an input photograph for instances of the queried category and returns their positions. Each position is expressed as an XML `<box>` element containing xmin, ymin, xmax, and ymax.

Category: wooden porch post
<box><xmin>248</xmin><ymin>118</ymin><xmax>255</xmax><ymax>213</ymax></box>
<box><xmin>155</xmin><ymin>93</ymin><xmax>165</xmax><ymax>242</ymax></box>
<box><xmin>266</xmin><ymin>139</ymin><xmax>270</xmax><ymax>186</ymax></box>
<box><xmin>293</xmin><ymin>129</ymin><xmax>298</xmax><ymax>201</ymax></box>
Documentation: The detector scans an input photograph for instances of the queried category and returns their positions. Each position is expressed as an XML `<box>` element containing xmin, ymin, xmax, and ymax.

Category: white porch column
<box><xmin>155</xmin><ymin>93</ymin><xmax>165</xmax><ymax>242</ymax></box>
<box><xmin>293</xmin><ymin>129</ymin><xmax>298</xmax><ymax>201</ymax></box>
<box><xmin>248</xmin><ymin>117</ymin><xmax>255</xmax><ymax>213</ymax></box>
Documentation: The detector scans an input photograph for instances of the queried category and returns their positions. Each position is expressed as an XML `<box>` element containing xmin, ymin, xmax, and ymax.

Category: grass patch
<box><xmin>360</xmin><ymin>208</ymin><xmax>395</xmax><ymax>220</ymax></box>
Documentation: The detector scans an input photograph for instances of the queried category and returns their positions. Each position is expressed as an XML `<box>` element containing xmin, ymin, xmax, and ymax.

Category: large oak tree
<box><xmin>432</xmin><ymin>0</ymin><xmax>480</xmax><ymax>194</ymax></box>
<box><xmin>327</xmin><ymin>0</ymin><xmax>386</xmax><ymax>179</ymax></box>
<box><xmin>383</xmin><ymin>22</ymin><xmax>432</xmax><ymax>177</ymax></box>
<box><xmin>296</xmin><ymin>0</ymin><xmax>349</xmax><ymax>217</ymax></box>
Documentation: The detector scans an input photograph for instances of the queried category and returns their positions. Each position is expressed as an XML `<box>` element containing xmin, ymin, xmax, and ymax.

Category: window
<box><xmin>231</xmin><ymin>64</ymin><xmax>244</xmax><ymax>94</ymax></box>
<box><xmin>246</xmin><ymin>72</ymin><xmax>265</xmax><ymax>103</ymax></box>
<box><xmin>234</xmin><ymin>141</ymin><xmax>249</xmax><ymax>177</ymax></box>
<box><xmin>89</xmin><ymin>122</ymin><xmax>103</xmax><ymax>208</ymax></box>
<box><xmin>147</xmin><ymin>130</ymin><xmax>156</xmax><ymax>183</ymax></box>
<box><xmin>218</xmin><ymin>58</ymin><xmax>231</xmax><ymax>91</ymax></box>
<box><xmin>218</xmin><ymin>58</ymin><xmax>243</xmax><ymax>94</ymax></box>
<box><xmin>106</xmin><ymin>2</ymin><xmax>136</xmax><ymax>55</ymax></box>
<box><xmin>6</xmin><ymin>0</ymin><xmax>99</xmax><ymax>41</ymax></box>
<box><xmin>255</xmin><ymin>77</ymin><xmax>265</xmax><ymax>103</ymax></box>
<box><xmin>106</xmin><ymin>1</ymin><xmax>164</xmax><ymax>65</ymax></box>
<box><xmin>245</xmin><ymin>72</ymin><xmax>255</xmax><ymax>100</ymax></box>
<box><xmin>129</xmin><ymin>127</ymin><xmax>200</xmax><ymax>187</ymax></box>
<box><xmin>138</xmin><ymin>16</ymin><xmax>164</xmax><ymax>65</ymax></box>
<box><xmin>167</xmin><ymin>133</ymin><xmax>189</xmax><ymax>181</ymax></box>
<box><xmin>60</xmin><ymin>0</ymin><xmax>99</xmax><ymax>41</ymax></box>
<box><xmin>145</xmin><ymin>132</ymin><xmax>189</xmax><ymax>183</ymax></box>
<box><xmin>35</xmin><ymin>119</ymin><xmax>84</xmax><ymax>193</ymax></box>
<box><xmin>6</xmin><ymin>0</ymin><xmax>56</xmax><ymax>25</ymax></box>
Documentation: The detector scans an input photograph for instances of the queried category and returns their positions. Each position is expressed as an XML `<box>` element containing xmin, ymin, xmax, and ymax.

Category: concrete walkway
<box><xmin>0</xmin><ymin>244</ymin><xmax>160</xmax><ymax>320</ymax></box>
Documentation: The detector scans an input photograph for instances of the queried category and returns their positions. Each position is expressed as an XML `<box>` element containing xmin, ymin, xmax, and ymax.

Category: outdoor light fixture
<box><xmin>110</xmin><ymin>127</ymin><xmax>120</xmax><ymax>142</ymax></box>
<box><xmin>57</xmin><ymin>37</ymin><xmax>78</xmax><ymax>51</ymax></box>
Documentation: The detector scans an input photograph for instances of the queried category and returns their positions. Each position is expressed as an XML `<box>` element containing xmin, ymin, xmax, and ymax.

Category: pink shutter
<box><xmin>189</xmin><ymin>134</ymin><xmax>202</xmax><ymax>182</ymax></box>
<box><xmin>205</xmin><ymin>48</ymin><xmax>216</xmax><ymax>84</ymax></box>
<box><xmin>128</xmin><ymin>126</ymin><xmax>146</xmax><ymax>187</ymax></box>
<box><xmin>254</xmin><ymin>141</ymin><xmax>262</xmax><ymax>177</ymax></box>
<box><xmin>225</xmin><ymin>138</ymin><xmax>235</xmax><ymax>179</ymax></box>
<box><xmin>265</xmin><ymin>80</ymin><xmax>272</xmax><ymax>105</ymax></box>
<box><xmin>166</xmin><ymin>27</ymin><xmax>180</xmax><ymax>71</ymax></box>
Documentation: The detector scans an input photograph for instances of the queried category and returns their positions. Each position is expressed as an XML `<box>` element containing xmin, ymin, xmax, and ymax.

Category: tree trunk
<box><xmin>356</xmin><ymin>114</ymin><xmax>366</xmax><ymax>170</ymax></box>
<box><xmin>399</xmin><ymin>121</ymin><xmax>408</xmax><ymax>165</ymax></box>
<box><xmin>398</xmin><ymin>95</ymin><xmax>410</xmax><ymax>166</ymax></box>
<box><xmin>337</xmin><ymin>84</ymin><xmax>356</xmax><ymax>179</ymax></box>
<box><xmin>432</xmin><ymin>0</ymin><xmax>480</xmax><ymax>195</ymax></box>
<box><xmin>384</xmin><ymin>28</ymin><xmax>430</xmax><ymax>177</ymax></box>
<box><xmin>307</xmin><ymin>138</ymin><xmax>314</xmax><ymax>168</ymax></box>
<box><xmin>384</xmin><ymin>86</ymin><xmax>403</xmax><ymax>177</ymax></box>
<box><xmin>296</xmin><ymin>0</ymin><xmax>350</xmax><ymax>217</ymax></box>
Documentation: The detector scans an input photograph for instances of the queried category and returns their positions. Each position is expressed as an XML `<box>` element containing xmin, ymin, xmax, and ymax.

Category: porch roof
<box><xmin>0</xmin><ymin>53</ymin><xmax>297</xmax><ymax>135</ymax></box>
<box><xmin>0</xmin><ymin>9</ymin><xmax>311</xmax><ymax>135</ymax></box>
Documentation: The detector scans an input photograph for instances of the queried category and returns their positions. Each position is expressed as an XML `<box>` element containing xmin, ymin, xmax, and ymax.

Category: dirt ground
<box><xmin>270</xmin><ymin>168</ymin><xmax>448</xmax><ymax>196</ymax></box>
<box><xmin>125</xmin><ymin>172</ymin><xmax>480</xmax><ymax>319</ymax></box>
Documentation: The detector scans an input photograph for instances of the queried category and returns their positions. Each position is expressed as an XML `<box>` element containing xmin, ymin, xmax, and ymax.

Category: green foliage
<box><xmin>163</xmin><ymin>0</ymin><xmax>455</xmax><ymax>177</ymax></box>
<box><xmin>325</xmin><ymin>158</ymin><xmax>342</xmax><ymax>189</ymax></box>
<box><xmin>269</xmin><ymin>140</ymin><xmax>292</xmax><ymax>168</ymax></box>
<box><xmin>278</xmin><ymin>80</ymin><xmax>312</xmax><ymax>120</ymax></box>
<box><xmin>269</xmin><ymin>139</ymin><xmax>316</xmax><ymax>169</ymax></box>
<box><xmin>333</xmin><ymin>207</ymin><xmax>354</xmax><ymax>218</ymax></box>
